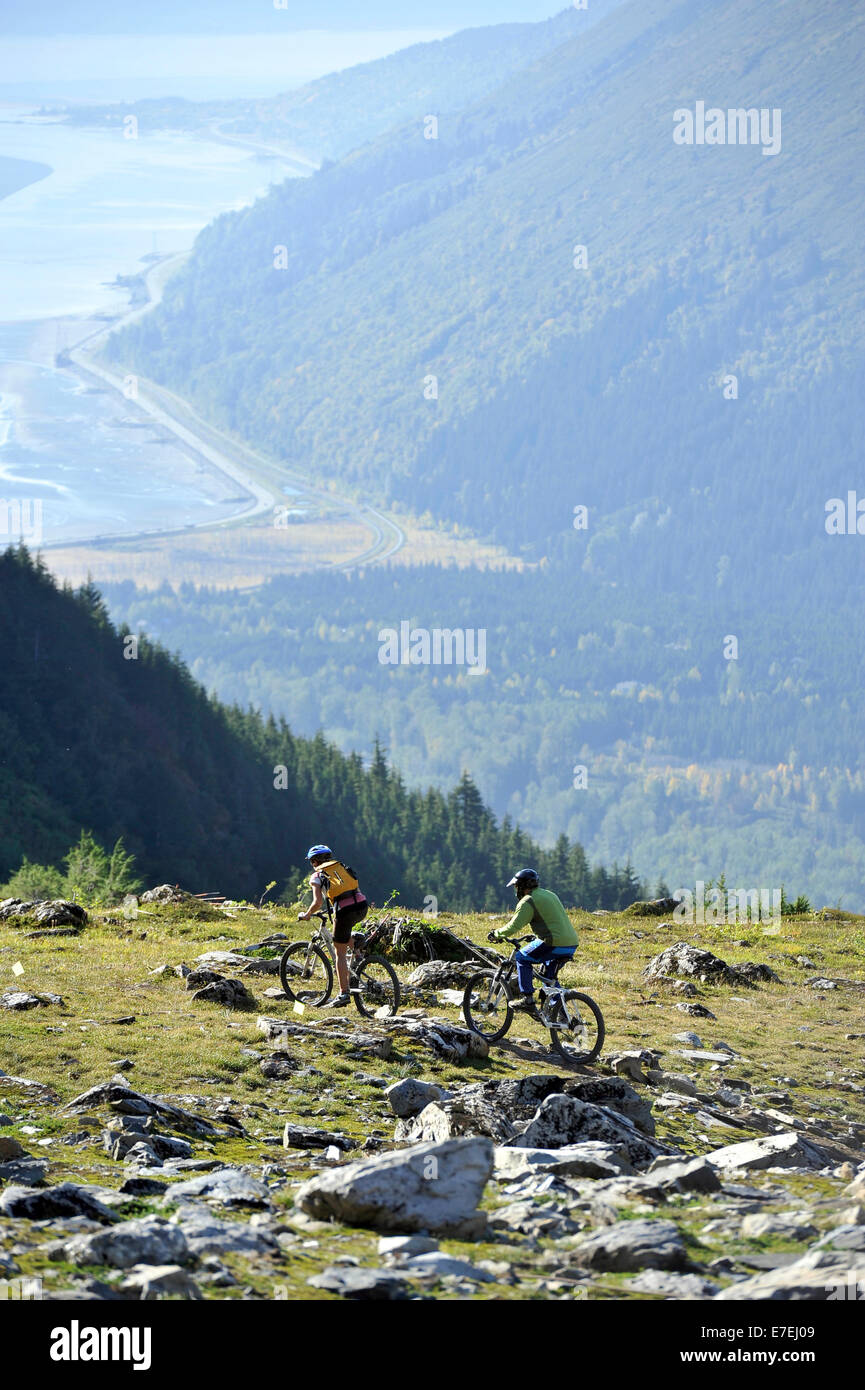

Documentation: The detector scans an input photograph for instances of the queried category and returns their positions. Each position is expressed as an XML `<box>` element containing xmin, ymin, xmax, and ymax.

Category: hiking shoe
<box><xmin>509</xmin><ymin>994</ymin><xmax>540</xmax><ymax>1017</ymax></box>
<box><xmin>326</xmin><ymin>992</ymin><xmax>351</xmax><ymax>1008</ymax></box>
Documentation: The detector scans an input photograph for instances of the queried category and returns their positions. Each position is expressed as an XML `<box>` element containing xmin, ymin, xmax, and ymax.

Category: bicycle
<box><xmin>461</xmin><ymin>935</ymin><xmax>605</xmax><ymax>1063</ymax></box>
<box><xmin>278</xmin><ymin>905</ymin><xmax>401</xmax><ymax>1017</ymax></box>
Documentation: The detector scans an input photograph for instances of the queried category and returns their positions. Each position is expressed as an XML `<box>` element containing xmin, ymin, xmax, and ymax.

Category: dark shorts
<box><xmin>333</xmin><ymin>900</ymin><xmax>368</xmax><ymax>944</ymax></box>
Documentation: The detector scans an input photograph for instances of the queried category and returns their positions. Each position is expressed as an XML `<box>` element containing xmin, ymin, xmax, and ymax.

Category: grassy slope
<box><xmin>2</xmin><ymin>902</ymin><xmax>863</xmax><ymax>1300</ymax></box>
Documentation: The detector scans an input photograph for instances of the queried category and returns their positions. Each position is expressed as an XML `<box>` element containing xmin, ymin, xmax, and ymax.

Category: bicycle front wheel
<box><xmin>462</xmin><ymin>970</ymin><xmax>513</xmax><ymax>1042</ymax></box>
<box><xmin>279</xmin><ymin>941</ymin><xmax>333</xmax><ymax>1006</ymax></box>
<box><xmin>548</xmin><ymin>990</ymin><xmax>605</xmax><ymax>1064</ymax></box>
<box><xmin>353</xmin><ymin>954</ymin><xmax>400</xmax><ymax>1018</ymax></box>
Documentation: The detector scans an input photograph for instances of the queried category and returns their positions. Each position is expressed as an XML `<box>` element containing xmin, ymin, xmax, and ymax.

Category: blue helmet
<box><xmin>306</xmin><ymin>844</ymin><xmax>332</xmax><ymax>861</ymax></box>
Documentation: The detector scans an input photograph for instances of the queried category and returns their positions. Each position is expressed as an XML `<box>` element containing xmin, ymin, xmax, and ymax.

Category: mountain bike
<box><xmin>279</xmin><ymin>907</ymin><xmax>400</xmax><ymax>1017</ymax></box>
<box><xmin>462</xmin><ymin>935</ymin><xmax>605</xmax><ymax>1063</ymax></box>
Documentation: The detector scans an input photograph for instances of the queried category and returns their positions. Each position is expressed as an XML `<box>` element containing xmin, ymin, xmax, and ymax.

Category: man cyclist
<box><xmin>490</xmin><ymin>868</ymin><xmax>578</xmax><ymax>1016</ymax></box>
<box><xmin>298</xmin><ymin>844</ymin><xmax>368</xmax><ymax>1008</ymax></box>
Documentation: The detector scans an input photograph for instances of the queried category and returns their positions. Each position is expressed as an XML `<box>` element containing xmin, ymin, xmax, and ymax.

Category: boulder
<box><xmin>644</xmin><ymin>942</ymin><xmax>771</xmax><ymax>987</ymax></box>
<box><xmin>622</xmin><ymin>897</ymin><xmax>682</xmax><ymax>916</ymax></box>
<box><xmin>307</xmin><ymin>1266</ymin><xmax>409</xmax><ymax>1300</ymax></box>
<box><xmin>572</xmin><ymin>1219</ymin><xmax>689</xmax><ymax>1272</ymax></box>
<box><xmin>163</xmin><ymin>1167</ymin><xmax>272</xmax><ymax>1208</ymax></box>
<box><xmin>184</xmin><ymin>968</ymin><xmax>224</xmax><ymax>990</ymax></box>
<box><xmin>378</xmin><ymin>1234</ymin><xmax>439</xmax><ymax>1257</ymax></box>
<box><xmin>396</xmin><ymin>1096</ymin><xmax>517</xmax><ymax>1147</ymax></box>
<box><xmin>65</xmin><ymin>1216</ymin><xmax>189</xmax><ymax>1270</ymax></box>
<box><xmin>295</xmin><ymin>1136</ymin><xmax>493</xmax><ymax>1237</ymax></box>
<box><xmin>172</xmin><ymin>1207</ymin><xmax>280</xmax><ymax>1257</ymax></box>
<box><xmin>400</xmin><ymin>1251</ymin><xmax>497</xmax><ymax>1282</ymax></box>
<box><xmin>644</xmin><ymin>1156</ymin><xmax>722</xmax><ymax>1193</ymax></box>
<box><xmin>715</xmin><ymin>1250</ymin><xmax>865</xmax><ymax>1300</ymax></box>
<box><xmin>141</xmin><ymin>885</ymin><xmax>191</xmax><ymax>904</ymax></box>
<box><xmin>705</xmin><ymin>1132</ymin><xmax>831</xmax><ymax>1173</ymax></box>
<box><xmin>0</xmin><ymin>1157</ymin><xmax>48</xmax><ymax>1184</ymax></box>
<box><xmin>406</xmin><ymin>962</ymin><xmax>480</xmax><ymax>989</ymax></box>
<box><xmin>190</xmin><ymin>978</ymin><xmax>256</xmax><ymax>1009</ymax></box>
<box><xmin>1</xmin><ymin>990</ymin><xmax>64</xmax><ymax>1010</ymax></box>
<box><xmin>488</xmin><ymin>1201</ymin><xmax>581</xmax><ymax>1239</ymax></box>
<box><xmin>626</xmin><ymin>1270</ymin><xmax>719</xmax><ymax>1298</ymax></box>
<box><xmin>385</xmin><ymin>1078</ymin><xmax>445</xmax><ymax>1118</ymax></box>
<box><xmin>260</xmin><ymin>1054</ymin><xmax>300</xmax><ymax>1079</ymax></box>
<box><xmin>0</xmin><ymin>898</ymin><xmax>87</xmax><ymax>928</ymax></box>
<box><xmin>382</xmin><ymin>1017</ymin><xmax>488</xmax><ymax>1062</ymax></box>
<box><xmin>120</xmin><ymin>1264</ymin><xmax>202</xmax><ymax>1299</ymax></box>
<box><xmin>283</xmin><ymin>1123</ymin><xmax>356</xmax><ymax>1152</ymax></box>
<box><xmin>508</xmin><ymin>1094</ymin><xmax>671</xmax><ymax>1168</ymax></box>
<box><xmin>0</xmin><ymin>1182</ymin><xmax>119</xmax><ymax>1223</ymax></box>
<box><xmin>493</xmin><ymin>1143</ymin><xmax>636</xmax><ymax>1181</ymax></box>
<box><xmin>740</xmin><ymin>1213</ymin><xmax>818</xmax><ymax>1240</ymax></box>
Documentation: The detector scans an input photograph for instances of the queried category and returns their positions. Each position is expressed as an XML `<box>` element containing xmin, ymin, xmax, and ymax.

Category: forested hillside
<box><xmin>105</xmin><ymin>0</ymin><xmax>865</xmax><ymax>602</ymax></box>
<box><xmin>100</xmin><ymin>561</ymin><xmax>865</xmax><ymax>909</ymax></box>
<box><xmin>61</xmin><ymin>6</ymin><xmax>621</xmax><ymax>161</ymax></box>
<box><xmin>0</xmin><ymin>548</ymin><xmax>644</xmax><ymax>910</ymax></box>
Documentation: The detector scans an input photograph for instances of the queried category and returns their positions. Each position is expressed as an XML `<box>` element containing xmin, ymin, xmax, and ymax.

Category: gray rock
<box><xmin>65</xmin><ymin>1216</ymin><xmax>189</xmax><ymax>1269</ymax></box>
<box><xmin>63</xmin><ymin>1081</ymin><xmax>220</xmax><ymax>1139</ymax></box>
<box><xmin>644</xmin><ymin>942</ymin><xmax>768</xmax><ymax>987</ymax></box>
<box><xmin>396</xmin><ymin>1096</ymin><xmax>517</xmax><ymax>1147</ymax></box>
<box><xmin>296</xmin><ymin>1136</ymin><xmax>492</xmax><ymax>1237</ymax></box>
<box><xmin>493</xmin><ymin>1143</ymin><xmax>635</xmax><ymax>1181</ymax></box>
<box><xmin>0</xmin><ymin>1181</ymin><xmax>119</xmax><ymax>1223</ymax></box>
<box><xmin>657</xmin><ymin>1073</ymin><xmax>698</xmax><ymax>1097</ymax></box>
<box><xmin>1</xmin><ymin>989</ymin><xmax>64</xmax><ymax>1010</ymax></box>
<box><xmin>119</xmin><ymin>1177</ymin><xmax>168</xmax><ymax>1197</ymax></box>
<box><xmin>122</xmin><ymin>1142</ymin><xmax>163</xmax><ymax>1168</ymax></box>
<box><xmin>715</xmin><ymin>1251</ymin><xmax>865</xmax><ymax>1300</ymax></box>
<box><xmin>184</xmin><ymin>967</ymin><xmax>223</xmax><ymax>990</ymax></box>
<box><xmin>163</xmin><ymin>1167</ymin><xmax>272</xmax><ymax>1208</ymax></box>
<box><xmin>626</xmin><ymin>1269</ymin><xmax>719</xmax><ymax>1298</ymax></box>
<box><xmin>572</xmin><ymin>1219</ymin><xmax>689</xmax><ymax>1272</ymax></box>
<box><xmin>260</xmin><ymin>1054</ymin><xmax>299</xmax><ymax>1079</ymax></box>
<box><xmin>385</xmin><ymin>1078</ymin><xmax>445</xmax><ymax>1118</ymax></box>
<box><xmin>509</xmin><ymin>1094</ymin><xmax>671</xmax><ymax>1168</ymax></box>
<box><xmin>307</xmin><ymin>1265</ymin><xmax>409</xmax><ymax>1299</ymax></box>
<box><xmin>378</xmin><ymin>1234</ymin><xmax>439</xmax><ymax>1257</ymax></box>
<box><xmin>283</xmin><ymin>1123</ymin><xmax>356</xmax><ymax>1151</ymax></box>
<box><xmin>646</xmin><ymin>1156</ymin><xmax>722</xmax><ymax>1193</ymax></box>
<box><xmin>120</xmin><ymin>1264</ymin><xmax>202</xmax><ymax>1299</ymax></box>
<box><xmin>810</xmin><ymin>1224</ymin><xmax>865</xmax><ymax>1252</ymax></box>
<box><xmin>489</xmin><ymin>1200</ymin><xmax>581</xmax><ymax>1239</ymax></box>
<box><xmin>0</xmin><ymin>1157</ymin><xmax>48</xmax><ymax>1184</ymax></box>
<box><xmin>172</xmin><ymin>1207</ymin><xmax>280</xmax><ymax>1257</ymax></box>
<box><xmin>740</xmin><ymin>1213</ymin><xmax>818</xmax><ymax>1240</ymax></box>
<box><xmin>141</xmin><ymin>885</ymin><xmax>191</xmax><ymax>904</ymax></box>
<box><xmin>676</xmin><ymin>1002</ymin><xmax>717</xmax><ymax>1019</ymax></box>
<box><xmin>706</xmin><ymin>1132</ymin><xmax>831</xmax><ymax>1173</ymax></box>
<box><xmin>382</xmin><ymin>1017</ymin><xmax>489</xmax><ymax>1062</ymax></box>
<box><xmin>190</xmin><ymin>977</ymin><xmax>256</xmax><ymax>1009</ymax></box>
<box><xmin>406</xmin><ymin>962</ymin><xmax>480</xmax><ymax>989</ymax></box>
<box><xmin>400</xmin><ymin>1251</ymin><xmax>497</xmax><ymax>1282</ymax></box>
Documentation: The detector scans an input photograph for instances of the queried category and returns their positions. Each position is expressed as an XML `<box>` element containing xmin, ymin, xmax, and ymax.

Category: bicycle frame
<box><xmin>491</xmin><ymin>943</ymin><xmax>575</xmax><ymax>1030</ymax></box>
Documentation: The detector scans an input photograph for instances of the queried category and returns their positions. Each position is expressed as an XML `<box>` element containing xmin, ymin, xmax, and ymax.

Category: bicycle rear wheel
<box><xmin>353</xmin><ymin>954</ymin><xmax>400</xmax><ymax>1018</ymax></box>
<box><xmin>279</xmin><ymin>941</ymin><xmax>333</xmax><ymax>1006</ymax></box>
<box><xmin>462</xmin><ymin>970</ymin><xmax>513</xmax><ymax>1042</ymax></box>
<box><xmin>548</xmin><ymin>990</ymin><xmax>605</xmax><ymax>1063</ymax></box>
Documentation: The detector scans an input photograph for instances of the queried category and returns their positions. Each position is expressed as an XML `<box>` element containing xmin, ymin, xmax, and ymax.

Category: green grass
<box><xmin>1</xmin><ymin>901</ymin><xmax>863</xmax><ymax>1300</ymax></box>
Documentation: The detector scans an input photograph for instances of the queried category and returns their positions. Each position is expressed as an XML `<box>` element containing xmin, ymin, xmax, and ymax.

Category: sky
<box><xmin>1</xmin><ymin>1</ymin><xmax>566</xmax><ymax>35</ymax></box>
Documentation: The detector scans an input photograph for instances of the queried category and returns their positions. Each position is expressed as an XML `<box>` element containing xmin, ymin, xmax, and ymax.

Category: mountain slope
<box><xmin>62</xmin><ymin>5</ymin><xmax>623</xmax><ymax>161</ymax></box>
<box><xmin>107</xmin><ymin>0</ymin><xmax>865</xmax><ymax>595</ymax></box>
<box><xmin>0</xmin><ymin>547</ymin><xmax>643</xmax><ymax>909</ymax></box>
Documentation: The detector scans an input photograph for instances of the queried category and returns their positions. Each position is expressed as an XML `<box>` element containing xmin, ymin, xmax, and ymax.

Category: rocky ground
<box><xmin>1</xmin><ymin>895</ymin><xmax>863</xmax><ymax>1301</ymax></box>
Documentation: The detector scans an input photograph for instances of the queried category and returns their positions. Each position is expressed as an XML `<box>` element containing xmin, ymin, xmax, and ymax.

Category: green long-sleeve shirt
<box><xmin>498</xmin><ymin>888</ymin><xmax>578</xmax><ymax>948</ymax></box>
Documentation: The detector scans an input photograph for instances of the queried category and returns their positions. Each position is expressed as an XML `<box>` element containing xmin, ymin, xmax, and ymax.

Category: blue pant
<box><xmin>514</xmin><ymin>940</ymin><xmax>575</xmax><ymax>995</ymax></box>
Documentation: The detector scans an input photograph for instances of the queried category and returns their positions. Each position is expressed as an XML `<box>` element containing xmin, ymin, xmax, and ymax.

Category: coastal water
<box><xmin>0</xmin><ymin>108</ymin><xmax>301</xmax><ymax>544</ymax></box>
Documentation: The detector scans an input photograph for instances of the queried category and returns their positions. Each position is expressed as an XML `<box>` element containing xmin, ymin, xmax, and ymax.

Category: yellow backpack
<box><xmin>315</xmin><ymin>859</ymin><xmax>360</xmax><ymax>903</ymax></box>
